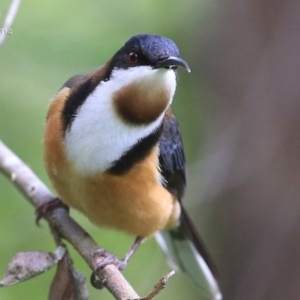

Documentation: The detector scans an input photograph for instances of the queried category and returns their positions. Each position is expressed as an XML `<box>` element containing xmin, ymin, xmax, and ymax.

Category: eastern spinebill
<box><xmin>43</xmin><ymin>34</ymin><xmax>222</xmax><ymax>299</ymax></box>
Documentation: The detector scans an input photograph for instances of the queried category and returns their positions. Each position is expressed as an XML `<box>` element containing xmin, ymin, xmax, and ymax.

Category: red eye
<box><xmin>129</xmin><ymin>52</ymin><xmax>138</xmax><ymax>64</ymax></box>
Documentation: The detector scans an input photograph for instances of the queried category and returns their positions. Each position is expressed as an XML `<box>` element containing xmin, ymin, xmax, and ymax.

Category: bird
<box><xmin>43</xmin><ymin>34</ymin><xmax>222</xmax><ymax>300</ymax></box>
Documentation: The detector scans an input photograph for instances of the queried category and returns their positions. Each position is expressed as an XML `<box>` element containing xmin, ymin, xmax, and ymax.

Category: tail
<box><xmin>155</xmin><ymin>207</ymin><xmax>222</xmax><ymax>300</ymax></box>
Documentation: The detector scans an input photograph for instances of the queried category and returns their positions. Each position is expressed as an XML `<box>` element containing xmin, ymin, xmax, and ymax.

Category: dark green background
<box><xmin>0</xmin><ymin>1</ymin><xmax>217</xmax><ymax>299</ymax></box>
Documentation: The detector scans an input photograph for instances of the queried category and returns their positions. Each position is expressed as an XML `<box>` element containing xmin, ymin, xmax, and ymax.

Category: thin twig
<box><xmin>0</xmin><ymin>0</ymin><xmax>21</xmax><ymax>47</ymax></box>
<box><xmin>140</xmin><ymin>271</ymin><xmax>175</xmax><ymax>300</ymax></box>
<box><xmin>0</xmin><ymin>140</ymin><xmax>139</xmax><ymax>300</ymax></box>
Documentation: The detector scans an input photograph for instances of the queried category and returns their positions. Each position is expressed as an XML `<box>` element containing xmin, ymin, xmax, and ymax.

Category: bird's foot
<box><xmin>91</xmin><ymin>237</ymin><xmax>144</xmax><ymax>289</ymax></box>
<box><xmin>35</xmin><ymin>197</ymin><xmax>69</xmax><ymax>225</ymax></box>
<box><xmin>91</xmin><ymin>249</ymin><xmax>127</xmax><ymax>289</ymax></box>
<box><xmin>93</xmin><ymin>248</ymin><xmax>128</xmax><ymax>270</ymax></box>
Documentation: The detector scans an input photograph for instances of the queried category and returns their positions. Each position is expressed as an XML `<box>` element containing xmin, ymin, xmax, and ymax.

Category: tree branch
<box><xmin>0</xmin><ymin>0</ymin><xmax>21</xmax><ymax>48</ymax></box>
<box><xmin>0</xmin><ymin>140</ymin><xmax>139</xmax><ymax>300</ymax></box>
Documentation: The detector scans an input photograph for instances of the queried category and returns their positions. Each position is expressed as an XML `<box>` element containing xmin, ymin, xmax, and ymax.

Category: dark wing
<box><xmin>61</xmin><ymin>74</ymin><xmax>88</xmax><ymax>90</ymax></box>
<box><xmin>159</xmin><ymin>108</ymin><xmax>186</xmax><ymax>200</ymax></box>
<box><xmin>158</xmin><ymin>109</ymin><xmax>221</xmax><ymax>286</ymax></box>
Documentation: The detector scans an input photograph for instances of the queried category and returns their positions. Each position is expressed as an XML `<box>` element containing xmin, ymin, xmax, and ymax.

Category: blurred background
<box><xmin>1</xmin><ymin>0</ymin><xmax>300</xmax><ymax>299</ymax></box>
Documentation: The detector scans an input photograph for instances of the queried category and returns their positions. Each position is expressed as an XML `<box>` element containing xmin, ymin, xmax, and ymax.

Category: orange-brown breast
<box><xmin>44</xmin><ymin>88</ymin><xmax>180</xmax><ymax>237</ymax></box>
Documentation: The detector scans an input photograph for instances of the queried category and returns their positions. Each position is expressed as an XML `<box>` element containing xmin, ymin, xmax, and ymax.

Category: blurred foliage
<box><xmin>0</xmin><ymin>1</ymin><xmax>217</xmax><ymax>299</ymax></box>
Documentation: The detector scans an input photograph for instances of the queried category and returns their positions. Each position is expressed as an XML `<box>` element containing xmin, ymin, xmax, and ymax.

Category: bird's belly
<box><xmin>49</xmin><ymin>148</ymin><xmax>180</xmax><ymax>237</ymax></box>
<box><xmin>84</xmin><ymin>175</ymin><xmax>177</xmax><ymax>237</ymax></box>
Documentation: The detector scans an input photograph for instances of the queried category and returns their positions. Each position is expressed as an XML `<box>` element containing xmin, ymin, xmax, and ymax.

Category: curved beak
<box><xmin>154</xmin><ymin>56</ymin><xmax>191</xmax><ymax>73</ymax></box>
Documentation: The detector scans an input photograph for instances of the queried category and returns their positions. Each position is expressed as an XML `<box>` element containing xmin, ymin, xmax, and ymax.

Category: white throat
<box><xmin>65</xmin><ymin>66</ymin><xmax>177</xmax><ymax>175</ymax></box>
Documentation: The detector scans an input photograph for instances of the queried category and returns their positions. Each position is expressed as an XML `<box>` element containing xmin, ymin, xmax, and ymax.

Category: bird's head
<box><xmin>107</xmin><ymin>34</ymin><xmax>190</xmax><ymax>75</ymax></box>
<box><xmin>103</xmin><ymin>34</ymin><xmax>190</xmax><ymax>125</ymax></box>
